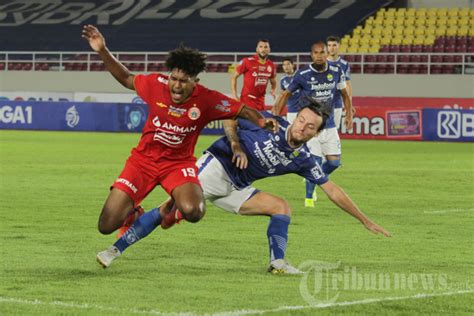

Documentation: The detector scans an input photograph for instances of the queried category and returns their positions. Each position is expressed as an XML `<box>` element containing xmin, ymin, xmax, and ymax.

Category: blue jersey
<box><xmin>329</xmin><ymin>57</ymin><xmax>351</xmax><ymax>109</ymax></box>
<box><xmin>287</xmin><ymin>63</ymin><xmax>346</xmax><ymax>129</ymax></box>
<box><xmin>280</xmin><ymin>74</ymin><xmax>300</xmax><ymax>113</ymax></box>
<box><xmin>206</xmin><ymin>114</ymin><xmax>328</xmax><ymax>189</ymax></box>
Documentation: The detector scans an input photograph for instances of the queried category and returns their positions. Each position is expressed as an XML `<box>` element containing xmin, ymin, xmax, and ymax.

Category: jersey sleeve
<box><xmin>235</xmin><ymin>58</ymin><xmax>248</xmax><ymax>74</ymax></box>
<box><xmin>344</xmin><ymin>63</ymin><xmax>351</xmax><ymax>81</ymax></box>
<box><xmin>280</xmin><ymin>77</ymin><xmax>286</xmax><ymax>90</ymax></box>
<box><xmin>133</xmin><ymin>73</ymin><xmax>159</xmax><ymax>105</ymax></box>
<box><xmin>204</xmin><ymin>89</ymin><xmax>244</xmax><ymax>121</ymax></box>
<box><xmin>270</xmin><ymin>61</ymin><xmax>277</xmax><ymax>79</ymax></box>
<box><xmin>287</xmin><ymin>72</ymin><xmax>303</xmax><ymax>94</ymax></box>
<box><xmin>297</xmin><ymin>157</ymin><xmax>328</xmax><ymax>185</ymax></box>
<box><xmin>336</xmin><ymin>68</ymin><xmax>347</xmax><ymax>90</ymax></box>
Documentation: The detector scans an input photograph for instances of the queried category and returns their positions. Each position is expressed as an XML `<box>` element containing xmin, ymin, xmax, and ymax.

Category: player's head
<box><xmin>326</xmin><ymin>36</ymin><xmax>340</xmax><ymax>57</ymax></box>
<box><xmin>289</xmin><ymin>97</ymin><xmax>330</xmax><ymax>145</ymax></box>
<box><xmin>166</xmin><ymin>45</ymin><xmax>207</xmax><ymax>104</ymax></box>
<box><xmin>310</xmin><ymin>41</ymin><xmax>328</xmax><ymax>66</ymax></box>
<box><xmin>282</xmin><ymin>57</ymin><xmax>295</xmax><ymax>75</ymax></box>
<box><xmin>256</xmin><ymin>39</ymin><xmax>271</xmax><ymax>59</ymax></box>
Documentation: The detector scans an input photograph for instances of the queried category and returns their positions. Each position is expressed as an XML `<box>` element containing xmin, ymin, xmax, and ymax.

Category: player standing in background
<box><xmin>272</xmin><ymin>42</ymin><xmax>353</xmax><ymax>208</ymax></box>
<box><xmin>279</xmin><ymin>57</ymin><xmax>301</xmax><ymax>123</ymax></box>
<box><xmin>231</xmin><ymin>39</ymin><xmax>277</xmax><ymax>111</ymax></box>
<box><xmin>81</xmin><ymin>25</ymin><xmax>277</xmax><ymax>239</ymax></box>
<box><xmin>96</xmin><ymin>98</ymin><xmax>391</xmax><ymax>272</ymax></box>
<box><xmin>327</xmin><ymin>36</ymin><xmax>353</xmax><ymax>130</ymax></box>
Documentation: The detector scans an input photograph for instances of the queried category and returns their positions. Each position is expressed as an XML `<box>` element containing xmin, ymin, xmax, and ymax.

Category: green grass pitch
<box><xmin>0</xmin><ymin>130</ymin><xmax>473</xmax><ymax>315</ymax></box>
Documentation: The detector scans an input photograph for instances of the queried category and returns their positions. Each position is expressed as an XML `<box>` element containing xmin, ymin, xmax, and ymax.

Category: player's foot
<box><xmin>160</xmin><ymin>206</ymin><xmax>183</xmax><ymax>229</ymax></box>
<box><xmin>96</xmin><ymin>246</ymin><xmax>121</xmax><ymax>269</ymax></box>
<box><xmin>267</xmin><ymin>259</ymin><xmax>304</xmax><ymax>275</ymax></box>
<box><xmin>312</xmin><ymin>187</ymin><xmax>318</xmax><ymax>202</ymax></box>
<box><xmin>116</xmin><ymin>206</ymin><xmax>144</xmax><ymax>238</ymax></box>
<box><xmin>304</xmin><ymin>198</ymin><xmax>314</xmax><ymax>208</ymax></box>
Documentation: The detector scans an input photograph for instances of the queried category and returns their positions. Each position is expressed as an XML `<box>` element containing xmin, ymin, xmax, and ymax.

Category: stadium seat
<box><xmin>375</xmin><ymin>64</ymin><xmax>386</xmax><ymax>73</ymax></box>
<box><xmin>397</xmin><ymin>55</ymin><xmax>410</xmax><ymax>63</ymax></box>
<box><xmin>397</xmin><ymin>64</ymin><xmax>409</xmax><ymax>74</ymax></box>
<box><xmin>430</xmin><ymin>65</ymin><xmax>442</xmax><ymax>74</ymax></box>
<box><xmin>431</xmin><ymin>55</ymin><xmax>443</xmax><ymax>63</ymax></box>
<box><xmin>419</xmin><ymin>64</ymin><xmax>428</xmax><ymax>74</ymax></box>
<box><xmin>351</xmin><ymin>64</ymin><xmax>361</xmax><ymax>74</ymax></box>
<box><xmin>441</xmin><ymin>65</ymin><xmax>455</xmax><ymax>74</ymax></box>
<box><xmin>408</xmin><ymin>65</ymin><xmax>420</xmax><ymax>74</ymax></box>
<box><xmin>363</xmin><ymin>64</ymin><xmax>376</xmax><ymax>73</ymax></box>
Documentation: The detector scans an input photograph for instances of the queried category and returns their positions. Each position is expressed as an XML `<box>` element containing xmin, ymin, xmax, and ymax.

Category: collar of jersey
<box><xmin>254</xmin><ymin>54</ymin><xmax>268</xmax><ymax>64</ymax></box>
<box><xmin>309</xmin><ymin>63</ymin><xmax>328</xmax><ymax>73</ymax></box>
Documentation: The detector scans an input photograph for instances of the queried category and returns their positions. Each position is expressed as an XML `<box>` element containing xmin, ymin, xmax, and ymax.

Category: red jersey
<box><xmin>132</xmin><ymin>73</ymin><xmax>243</xmax><ymax>165</ymax></box>
<box><xmin>236</xmin><ymin>54</ymin><xmax>276</xmax><ymax>110</ymax></box>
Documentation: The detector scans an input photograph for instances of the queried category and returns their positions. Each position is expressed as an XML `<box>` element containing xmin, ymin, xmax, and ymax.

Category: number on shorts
<box><xmin>181</xmin><ymin>168</ymin><xmax>196</xmax><ymax>178</ymax></box>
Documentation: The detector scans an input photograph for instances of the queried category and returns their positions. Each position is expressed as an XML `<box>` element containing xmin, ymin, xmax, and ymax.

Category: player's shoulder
<box><xmin>155</xmin><ymin>73</ymin><xmax>169</xmax><ymax>85</ymax></box>
<box><xmin>298</xmin><ymin>65</ymin><xmax>312</xmax><ymax>76</ymax></box>
<box><xmin>338</xmin><ymin>57</ymin><xmax>349</xmax><ymax>66</ymax></box>
<box><xmin>327</xmin><ymin>61</ymin><xmax>342</xmax><ymax>73</ymax></box>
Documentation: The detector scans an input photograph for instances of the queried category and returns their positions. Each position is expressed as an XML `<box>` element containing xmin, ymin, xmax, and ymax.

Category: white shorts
<box><xmin>286</xmin><ymin>112</ymin><xmax>297</xmax><ymax>124</ymax></box>
<box><xmin>334</xmin><ymin>108</ymin><xmax>343</xmax><ymax>130</ymax></box>
<box><xmin>197</xmin><ymin>152</ymin><xmax>257</xmax><ymax>214</ymax></box>
<box><xmin>307</xmin><ymin>127</ymin><xmax>341</xmax><ymax>157</ymax></box>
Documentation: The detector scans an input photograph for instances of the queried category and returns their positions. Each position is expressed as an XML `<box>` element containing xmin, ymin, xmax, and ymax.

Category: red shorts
<box><xmin>111</xmin><ymin>155</ymin><xmax>200</xmax><ymax>206</ymax></box>
<box><xmin>241</xmin><ymin>94</ymin><xmax>265</xmax><ymax>111</ymax></box>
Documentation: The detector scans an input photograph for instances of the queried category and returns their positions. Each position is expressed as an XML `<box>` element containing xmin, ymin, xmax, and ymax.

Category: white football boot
<box><xmin>267</xmin><ymin>259</ymin><xmax>305</xmax><ymax>275</ymax></box>
<box><xmin>96</xmin><ymin>246</ymin><xmax>121</xmax><ymax>268</ymax></box>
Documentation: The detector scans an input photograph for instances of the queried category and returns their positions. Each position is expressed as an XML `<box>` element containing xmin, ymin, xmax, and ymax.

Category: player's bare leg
<box><xmin>171</xmin><ymin>182</ymin><xmax>206</xmax><ymax>223</ymax></box>
<box><xmin>240</xmin><ymin>192</ymin><xmax>303</xmax><ymax>274</ymax></box>
<box><xmin>98</xmin><ymin>188</ymin><xmax>134</xmax><ymax>234</ymax></box>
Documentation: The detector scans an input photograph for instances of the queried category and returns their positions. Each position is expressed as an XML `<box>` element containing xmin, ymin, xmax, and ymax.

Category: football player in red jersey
<box><xmin>82</xmin><ymin>25</ymin><xmax>278</xmax><ymax>241</ymax></box>
<box><xmin>230</xmin><ymin>39</ymin><xmax>277</xmax><ymax>111</ymax></box>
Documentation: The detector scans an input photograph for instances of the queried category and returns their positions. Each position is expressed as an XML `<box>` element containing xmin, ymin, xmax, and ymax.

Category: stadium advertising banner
<box><xmin>340</xmin><ymin>97</ymin><xmax>474</xmax><ymax>141</ymax></box>
<box><xmin>422</xmin><ymin>109</ymin><xmax>474</xmax><ymax>142</ymax></box>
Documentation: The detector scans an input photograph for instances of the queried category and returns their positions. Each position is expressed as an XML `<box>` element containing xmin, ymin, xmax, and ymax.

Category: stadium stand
<box><xmin>0</xmin><ymin>4</ymin><xmax>472</xmax><ymax>74</ymax></box>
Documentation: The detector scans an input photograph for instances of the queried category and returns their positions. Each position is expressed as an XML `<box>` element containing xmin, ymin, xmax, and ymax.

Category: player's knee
<box><xmin>98</xmin><ymin>206</ymin><xmax>118</xmax><ymax>235</ymax></box>
<box><xmin>271</xmin><ymin>198</ymin><xmax>291</xmax><ymax>217</ymax></box>
<box><xmin>179</xmin><ymin>202</ymin><xmax>206</xmax><ymax>223</ymax></box>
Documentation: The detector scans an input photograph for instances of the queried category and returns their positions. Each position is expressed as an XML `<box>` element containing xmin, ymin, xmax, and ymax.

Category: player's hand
<box><xmin>231</xmin><ymin>142</ymin><xmax>248</xmax><ymax>169</ymax></box>
<box><xmin>270</xmin><ymin>90</ymin><xmax>276</xmax><ymax>99</ymax></box>
<box><xmin>82</xmin><ymin>25</ymin><xmax>106</xmax><ymax>52</ymax></box>
<box><xmin>364</xmin><ymin>221</ymin><xmax>392</xmax><ymax>237</ymax></box>
<box><xmin>344</xmin><ymin>108</ymin><xmax>354</xmax><ymax>130</ymax></box>
<box><xmin>262</xmin><ymin>118</ymin><xmax>279</xmax><ymax>133</ymax></box>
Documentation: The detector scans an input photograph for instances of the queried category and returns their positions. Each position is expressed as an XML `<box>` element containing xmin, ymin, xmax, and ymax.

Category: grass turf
<box><xmin>0</xmin><ymin>130</ymin><xmax>473</xmax><ymax>315</ymax></box>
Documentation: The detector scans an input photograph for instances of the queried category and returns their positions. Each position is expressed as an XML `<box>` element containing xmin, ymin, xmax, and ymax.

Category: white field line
<box><xmin>213</xmin><ymin>289</ymin><xmax>474</xmax><ymax>316</ymax></box>
<box><xmin>1</xmin><ymin>289</ymin><xmax>473</xmax><ymax>316</ymax></box>
<box><xmin>423</xmin><ymin>208</ymin><xmax>473</xmax><ymax>214</ymax></box>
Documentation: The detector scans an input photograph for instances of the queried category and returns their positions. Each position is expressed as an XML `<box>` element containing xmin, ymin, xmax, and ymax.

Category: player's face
<box><xmin>311</xmin><ymin>44</ymin><xmax>328</xmax><ymax>65</ymax></box>
<box><xmin>256</xmin><ymin>41</ymin><xmax>270</xmax><ymax>59</ymax></box>
<box><xmin>290</xmin><ymin>108</ymin><xmax>323</xmax><ymax>144</ymax></box>
<box><xmin>168</xmin><ymin>69</ymin><xmax>197</xmax><ymax>104</ymax></box>
<box><xmin>282</xmin><ymin>60</ymin><xmax>294</xmax><ymax>75</ymax></box>
<box><xmin>327</xmin><ymin>41</ymin><xmax>339</xmax><ymax>57</ymax></box>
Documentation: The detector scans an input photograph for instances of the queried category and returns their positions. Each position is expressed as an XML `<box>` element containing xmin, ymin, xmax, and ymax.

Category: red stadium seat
<box><xmin>389</xmin><ymin>45</ymin><xmax>400</xmax><ymax>52</ymax></box>
<box><xmin>363</xmin><ymin>64</ymin><xmax>376</xmax><ymax>74</ymax></box>
<box><xmin>412</xmin><ymin>45</ymin><xmax>423</xmax><ymax>53</ymax></box>
<box><xmin>410</xmin><ymin>55</ymin><xmax>421</xmax><ymax>63</ymax></box>
<box><xmin>441</xmin><ymin>65</ymin><xmax>455</xmax><ymax>74</ymax></box>
<box><xmin>408</xmin><ymin>65</ymin><xmax>420</xmax><ymax>74</ymax></box>
<box><xmin>375</xmin><ymin>64</ymin><xmax>386</xmax><ymax>74</ymax></box>
<box><xmin>379</xmin><ymin>45</ymin><xmax>390</xmax><ymax>53</ymax></box>
<box><xmin>397</xmin><ymin>64</ymin><xmax>408</xmax><ymax>74</ymax></box>
<box><xmin>444</xmin><ymin>45</ymin><xmax>455</xmax><ymax>53</ymax></box>
<box><xmin>442</xmin><ymin>55</ymin><xmax>454</xmax><ymax>63</ymax></box>
<box><xmin>422</xmin><ymin>45</ymin><xmax>434</xmax><ymax>52</ymax></box>
<box><xmin>351</xmin><ymin>64</ymin><xmax>361</xmax><ymax>74</ymax></box>
<box><xmin>397</xmin><ymin>55</ymin><xmax>410</xmax><ymax>63</ymax></box>
<box><xmin>376</xmin><ymin>55</ymin><xmax>388</xmax><ymax>62</ymax></box>
<box><xmin>419</xmin><ymin>65</ymin><xmax>428</xmax><ymax>74</ymax></box>
<box><xmin>453</xmin><ymin>55</ymin><xmax>463</xmax><ymax>63</ymax></box>
<box><xmin>343</xmin><ymin>55</ymin><xmax>355</xmax><ymax>62</ymax></box>
<box><xmin>386</xmin><ymin>64</ymin><xmax>395</xmax><ymax>74</ymax></box>
<box><xmin>431</xmin><ymin>55</ymin><xmax>443</xmax><ymax>63</ymax></box>
<box><xmin>430</xmin><ymin>65</ymin><xmax>442</xmax><ymax>74</ymax></box>
<box><xmin>456</xmin><ymin>45</ymin><xmax>467</xmax><ymax>52</ymax></box>
<box><xmin>364</xmin><ymin>55</ymin><xmax>376</xmax><ymax>62</ymax></box>
<box><xmin>433</xmin><ymin>45</ymin><xmax>445</xmax><ymax>52</ymax></box>
<box><xmin>420</xmin><ymin>55</ymin><xmax>429</xmax><ymax>63</ymax></box>
<box><xmin>0</xmin><ymin>63</ymin><xmax>4</xmax><ymax>71</ymax></box>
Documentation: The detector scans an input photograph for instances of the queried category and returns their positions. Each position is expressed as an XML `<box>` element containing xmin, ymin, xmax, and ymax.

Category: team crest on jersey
<box><xmin>267</xmin><ymin>66</ymin><xmax>272</xmax><ymax>72</ymax></box>
<box><xmin>168</xmin><ymin>105</ymin><xmax>187</xmax><ymax>118</ymax></box>
<box><xmin>188</xmin><ymin>106</ymin><xmax>201</xmax><ymax>120</ymax></box>
<box><xmin>327</xmin><ymin>74</ymin><xmax>334</xmax><ymax>81</ymax></box>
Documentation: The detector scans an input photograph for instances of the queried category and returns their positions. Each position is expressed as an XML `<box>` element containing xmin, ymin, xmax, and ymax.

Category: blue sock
<box><xmin>267</xmin><ymin>214</ymin><xmax>290</xmax><ymax>261</ymax></box>
<box><xmin>322</xmin><ymin>159</ymin><xmax>341</xmax><ymax>176</ymax></box>
<box><xmin>306</xmin><ymin>180</ymin><xmax>316</xmax><ymax>199</ymax></box>
<box><xmin>114</xmin><ymin>208</ymin><xmax>161</xmax><ymax>253</ymax></box>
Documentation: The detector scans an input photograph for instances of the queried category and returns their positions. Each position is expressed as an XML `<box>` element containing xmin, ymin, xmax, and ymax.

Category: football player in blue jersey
<box><xmin>327</xmin><ymin>36</ymin><xmax>354</xmax><ymax>130</ymax></box>
<box><xmin>96</xmin><ymin>98</ymin><xmax>390</xmax><ymax>274</ymax></box>
<box><xmin>279</xmin><ymin>57</ymin><xmax>300</xmax><ymax>123</ymax></box>
<box><xmin>272</xmin><ymin>41</ymin><xmax>354</xmax><ymax>208</ymax></box>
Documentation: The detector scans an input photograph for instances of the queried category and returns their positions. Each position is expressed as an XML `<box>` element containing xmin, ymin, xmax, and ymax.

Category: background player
<box><xmin>279</xmin><ymin>57</ymin><xmax>300</xmax><ymax>123</ymax></box>
<box><xmin>231</xmin><ymin>39</ymin><xmax>277</xmax><ymax>111</ymax></box>
<box><xmin>327</xmin><ymin>35</ymin><xmax>354</xmax><ymax>130</ymax></box>
<box><xmin>82</xmin><ymin>25</ymin><xmax>278</xmax><ymax>238</ymax></box>
<box><xmin>272</xmin><ymin>42</ymin><xmax>353</xmax><ymax>208</ymax></box>
<box><xmin>96</xmin><ymin>98</ymin><xmax>391</xmax><ymax>273</ymax></box>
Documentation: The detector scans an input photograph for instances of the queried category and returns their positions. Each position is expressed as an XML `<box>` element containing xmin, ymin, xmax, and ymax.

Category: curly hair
<box><xmin>165</xmin><ymin>45</ymin><xmax>207</xmax><ymax>77</ymax></box>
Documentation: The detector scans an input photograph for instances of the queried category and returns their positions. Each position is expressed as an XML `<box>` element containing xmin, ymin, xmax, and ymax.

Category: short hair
<box><xmin>297</xmin><ymin>96</ymin><xmax>331</xmax><ymax>131</ymax></box>
<box><xmin>326</xmin><ymin>36</ymin><xmax>341</xmax><ymax>44</ymax></box>
<box><xmin>257</xmin><ymin>39</ymin><xmax>270</xmax><ymax>45</ymax></box>
<box><xmin>165</xmin><ymin>45</ymin><xmax>207</xmax><ymax>78</ymax></box>
<box><xmin>311</xmin><ymin>41</ymin><xmax>327</xmax><ymax>52</ymax></box>
<box><xmin>282</xmin><ymin>57</ymin><xmax>294</xmax><ymax>64</ymax></box>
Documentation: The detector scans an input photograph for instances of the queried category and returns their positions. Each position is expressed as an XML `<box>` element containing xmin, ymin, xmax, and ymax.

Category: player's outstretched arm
<box><xmin>230</xmin><ymin>71</ymin><xmax>241</xmax><ymax>100</ymax></box>
<box><xmin>320</xmin><ymin>180</ymin><xmax>391</xmax><ymax>237</ymax></box>
<box><xmin>223</xmin><ymin>120</ymin><xmax>248</xmax><ymax>169</ymax></box>
<box><xmin>341</xmin><ymin>88</ymin><xmax>354</xmax><ymax>130</ymax></box>
<box><xmin>271</xmin><ymin>90</ymin><xmax>291</xmax><ymax>116</ymax></box>
<box><xmin>82</xmin><ymin>25</ymin><xmax>135</xmax><ymax>90</ymax></box>
<box><xmin>237</xmin><ymin>106</ymin><xmax>279</xmax><ymax>133</ymax></box>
